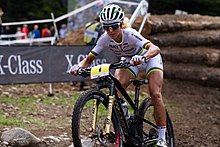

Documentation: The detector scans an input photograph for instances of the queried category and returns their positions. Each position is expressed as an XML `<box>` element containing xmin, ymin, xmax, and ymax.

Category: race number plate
<box><xmin>90</xmin><ymin>64</ymin><xmax>110</xmax><ymax>79</ymax></box>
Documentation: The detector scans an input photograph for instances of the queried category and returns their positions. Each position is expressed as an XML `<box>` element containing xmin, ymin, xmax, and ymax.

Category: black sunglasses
<box><xmin>103</xmin><ymin>23</ymin><xmax>120</xmax><ymax>31</ymax></box>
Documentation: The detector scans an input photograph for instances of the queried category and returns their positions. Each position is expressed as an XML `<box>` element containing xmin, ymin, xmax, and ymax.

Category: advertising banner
<box><xmin>0</xmin><ymin>46</ymin><xmax>118</xmax><ymax>84</ymax></box>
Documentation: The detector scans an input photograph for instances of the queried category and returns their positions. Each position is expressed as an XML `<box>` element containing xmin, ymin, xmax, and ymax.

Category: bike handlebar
<box><xmin>78</xmin><ymin>59</ymin><xmax>131</xmax><ymax>77</ymax></box>
<box><xmin>110</xmin><ymin>60</ymin><xmax>131</xmax><ymax>69</ymax></box>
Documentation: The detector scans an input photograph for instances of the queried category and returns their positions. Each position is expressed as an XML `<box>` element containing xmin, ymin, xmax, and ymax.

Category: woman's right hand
<box><xmin>67</xmin><ymin>65</ymin><xmax>81</xmax><ymax>76</ymax></box>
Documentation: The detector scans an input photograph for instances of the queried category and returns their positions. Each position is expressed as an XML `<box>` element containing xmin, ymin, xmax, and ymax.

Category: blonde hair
<box><xmin>122</xmin><ymin>17</ymin><xmax>130</xmax><ymax>29</ymax></box>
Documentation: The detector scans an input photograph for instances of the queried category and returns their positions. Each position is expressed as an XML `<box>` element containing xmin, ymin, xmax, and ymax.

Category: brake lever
<box><xmin>119</xmin><ymin>59</ymin><xmax>131</xmax><ymax>68</ymax></box>
<box><xmin>78</xmin><ymin>68</ymin><xmax>90</xmax><ymax>77</ymax></box>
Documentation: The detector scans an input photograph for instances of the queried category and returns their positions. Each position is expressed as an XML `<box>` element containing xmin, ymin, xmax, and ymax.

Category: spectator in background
<box><xmin>21</xmin><ymin>24</ymin><xmax>29</xmax><ymax>39</ymax></box>
<box><xmin>32</xmin><ymin>24</ymin><xmax>40</xmax><ymax>38</ymax></box>
<box><xmin>68</xmin><ymin>15</ymin><xmax>79</xmax><ymax>31</ymax></box>
<box><xmin>15</xmin><ymin>27</ymin><xmax>23</xmax><ymax>40</ymax></box>
<box><xmin>50</xmin><ymin>25</ymin><xmax>55</xmax><ymax>36</ymax></box>
<box><xmin>83</xmin><ymin>16</ymin><xmax>104</xmax><ymax>45</ymax></box>
<box><xmin>67</xmin><ymin>16</ymin><xmax>75</xmax><ymax>31</ymax></box>
<box><xmin>79</xmin><ymin>16</ymin><xmax>104</xmax><ymax>90</ymax></box>
<box><xmin>59</xmin><ymin>24</ymin><xmax>67</xmax><ymax>39</ymax></box>
<box><xmin>2</xmin><ymin>25</ymin><xmax>13</xmax><ymax>40</ymax></box>
<box><xmin>0</xmin><ymin>7</ymin><xmax>4</xmax><ymax>35</ymax></box>
<box><xmin>3</xmin><ymin>25</ymin><xmax>12</xmax><ymax>34</ymax></box>
<box><xmin>28</xmin><ymin>31</ymin><xmax>32</xmax><ymax>38</ymax></box>
<box><xmin>41</xmin><ymin>24</ymin><xmax>51</xmax><ymax>37</ymax></box>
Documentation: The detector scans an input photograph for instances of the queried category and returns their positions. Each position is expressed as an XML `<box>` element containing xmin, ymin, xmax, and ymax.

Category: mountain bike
<box><xmin>71</xmin><ymin>59</ymin><xmax>175</xmax><ymax>147</ymax></box>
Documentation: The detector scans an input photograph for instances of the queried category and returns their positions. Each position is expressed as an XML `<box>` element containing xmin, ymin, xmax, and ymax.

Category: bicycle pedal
<box><xmin>89</xmin><ymin>133</ymin><xmax>98</xmax><ymax>139</ymax></box>
<box><xmin>108</xmin><ymin>132</ymin><xmax>116</xmax><ymax>143</ymax></box>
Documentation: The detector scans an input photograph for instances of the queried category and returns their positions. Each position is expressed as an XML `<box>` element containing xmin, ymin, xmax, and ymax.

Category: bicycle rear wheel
<box><xmin>72</xmin><ymin>89</ymin><xmax>123</xmax><ymax>147</ymax></box>
<box><xmin>138</xmin><ymin>98</ymin><xmax>175</xmax><ymax>147</ymax></box>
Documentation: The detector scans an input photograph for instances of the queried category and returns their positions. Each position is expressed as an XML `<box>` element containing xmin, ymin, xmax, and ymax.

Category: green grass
<box><xmin>0</xmin><ymin>90</ymin><xmax>175</xmax><ymax>130</ymax></box>
<box><xmin>0</xmin><ymin>111</ymin><xmax>22</xmax><ymax>126</ymax></box>
<box><xmin>0</xmin><ymin>93</ymin><xmax>79</xmax><ymax>129</ymax></box>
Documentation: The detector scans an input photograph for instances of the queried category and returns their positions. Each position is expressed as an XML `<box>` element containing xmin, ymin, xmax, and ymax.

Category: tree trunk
<box><xmin>148</xmin><ymin>30</ymin><xmax>220</xmax><ymax>47</ymax></box>
<box><xmin>133</xmin><ymin>14</ymin><xmax>220</xmax><ymax>35</ymax></box>
<box><xmin>164</xmin><ymin>62</ymin><xmax>220</xmax><ymax>88</ymax></box>
<box><xmin>161</xmin><ymin>47</ymin><xmax>220</xmax><ymax>67</ymax></box>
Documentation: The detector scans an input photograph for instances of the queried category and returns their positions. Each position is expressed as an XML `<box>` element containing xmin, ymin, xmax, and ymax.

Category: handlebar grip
<box><xmin>78</xmin><ymin>68</ymin><xmax>90</xmax><ymax>77</ymax></box>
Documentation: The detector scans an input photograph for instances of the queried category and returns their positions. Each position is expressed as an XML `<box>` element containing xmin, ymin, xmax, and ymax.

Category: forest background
<box><xmin>1</xmin><ymin>0</ymin><xmax>220</xmax><ymax>23</ymax></box>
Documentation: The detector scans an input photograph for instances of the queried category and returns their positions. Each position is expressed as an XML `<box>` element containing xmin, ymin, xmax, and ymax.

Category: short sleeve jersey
<box><xmin>90</xmin><ymin>28</ymin><xmax>151</xmax><ymax>57</ymax></box>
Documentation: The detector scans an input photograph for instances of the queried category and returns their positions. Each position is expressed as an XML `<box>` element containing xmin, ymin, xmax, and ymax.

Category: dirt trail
<box><xmin>162</xmin><ymin>79</ymin><xmax>220</xmax><ymax>147</ymax></box>
<box><xmin>0</xmin><ymin>79</ymin><xmax>219</xmax><ymax>147</ymax></box>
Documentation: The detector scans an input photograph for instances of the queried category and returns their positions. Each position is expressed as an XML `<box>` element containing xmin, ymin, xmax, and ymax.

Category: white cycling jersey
<box><xmin>89</xmin><ymin>27</ymin><xmax>163</xmax><ymax>77</ymax></box>
<box><xmin>90</xmin><ymin>27</ymin><xmax>150</xmax><ymax>57</ymax></box>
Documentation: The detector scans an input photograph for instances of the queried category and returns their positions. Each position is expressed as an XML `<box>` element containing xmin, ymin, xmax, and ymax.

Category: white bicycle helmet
<box><xmin>99</xmin><ymin>4</ymin><xmax>124</xmax><ymax>25</ymax></box>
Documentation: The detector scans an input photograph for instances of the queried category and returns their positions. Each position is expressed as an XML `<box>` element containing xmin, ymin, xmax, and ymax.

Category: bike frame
<box><xmin>90</xmin><ymin>71</ymin><xmax>156</xmax><ymax>146</ymax></box>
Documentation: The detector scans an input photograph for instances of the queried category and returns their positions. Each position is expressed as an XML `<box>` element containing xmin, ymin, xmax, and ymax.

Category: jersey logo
<box><xmin>123</xmin><ymin>42</ymin><xmax>129</xmax><ymax>48</ymax></box>
<box><xmin>109</xmin><ymin>44</ymin><xmax>118</xmax><ymax>48</ymax></box>
<box><xmin>131</xmin><ymin>33</ymin><xmax>142</xmax><ymax>41</ymax></box>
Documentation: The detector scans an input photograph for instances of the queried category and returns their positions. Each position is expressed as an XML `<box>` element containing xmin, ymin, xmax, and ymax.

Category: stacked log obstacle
<box><xmin>134</xmin><ymin>14</ymin><xmax>220</xmax><ymax>87</ymax></box>
<box><xmin>133</xmin><ymin>14</ymin><xmax>220</xmax><ymax>35</ymax></box>
<box><xmin>161</xmin><ymin>47</ymin><xmax>220</xmax><ymax>67</ymax></box>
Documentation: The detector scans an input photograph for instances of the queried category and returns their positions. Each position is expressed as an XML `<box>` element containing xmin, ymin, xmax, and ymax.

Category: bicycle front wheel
<box><xmin>138</xmin><ymin>98</ymin><xmax>175</xmax><ymax>147</ymax></box>
<box><xmin>72</xmin><ymin>89</ymin><xmax>123</xmax><ymax>147</ymax></box>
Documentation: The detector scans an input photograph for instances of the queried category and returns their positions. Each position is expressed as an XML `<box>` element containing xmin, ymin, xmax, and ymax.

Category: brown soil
<box><xmin>1</xmin><ymin>14</ymin><xmax>220</xmax><ymax>147</ymax></box>
<box><xmin>0</xmin><ymin>80</ymin><xmax>219</xmax><ymax>147</ymax></box>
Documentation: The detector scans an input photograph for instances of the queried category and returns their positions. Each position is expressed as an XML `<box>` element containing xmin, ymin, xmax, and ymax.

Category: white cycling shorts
<box><xmin>127</xmin><ymin>53</ymin><xmax>163</xmax><ymax>77</ymax></box>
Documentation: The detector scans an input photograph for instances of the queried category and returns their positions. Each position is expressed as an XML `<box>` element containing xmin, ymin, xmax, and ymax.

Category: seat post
<box><xmin>134</xmin><ymin>85</ymin><xmax>140</xmax><ymax>112</ymax></box>
<box><xmin>130</xmin><ymin>79</ymin><xmax>148</xmax><ymax>114</ymax></box>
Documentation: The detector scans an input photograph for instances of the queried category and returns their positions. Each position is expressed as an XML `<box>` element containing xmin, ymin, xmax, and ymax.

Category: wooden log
<box><xmin>133</xmin><ymin>14</ymin><xmax>220</xmax><ymax>35</ymax></box>
<box><xmin>161</xmin><ymin>47</ymin><xmax>220</xmax><ymax>67</ymax></box>
<box><xmin>148</xmin><ymin>30</ymin><xmax>220</xmax><ymax>47</ymax></box>
<box><xmin>164</xmin><ymin>62</ymin><xmax>220</xmax><ymax>88</ymax></box>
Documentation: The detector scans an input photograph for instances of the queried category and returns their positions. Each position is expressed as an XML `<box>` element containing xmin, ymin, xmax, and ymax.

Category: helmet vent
<box><xmin>114</xmin><ymin>11</ymin><xmax>119</xmax><ymax>21</ymax></box>
<box><xmin>107</xmin><ymin>8</ymin><xmax>111</xmax><ymax>19</ymax></box>
<box><xmin>119</xmin><ymin>13</ymin><xmax>123</xmax><ymax>20</ymax></box>
<box><xmin>110</xmin><ymin>7</ymin><xmax>116</xmax><ymax>19</ymax></box>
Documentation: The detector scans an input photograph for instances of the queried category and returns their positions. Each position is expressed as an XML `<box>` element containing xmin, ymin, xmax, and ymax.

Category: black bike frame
<box><xmin>95</xmin><ymin>72</ymin><xmax>152</xmax><ymax>146</ymax></box>
<box><xmin>111</xmin><ymin>74</ymin><xmax>157</xmax><ymax>128</ymax></box>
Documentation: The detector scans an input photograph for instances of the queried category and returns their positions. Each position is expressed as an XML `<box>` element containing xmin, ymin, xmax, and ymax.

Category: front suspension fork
<box><xmin>92</xmin><ymin>99</ymin><xmax>98</xmax><ymax>132</ymax></box>
<box><xmin>91</xmin><ymin>95</ymin><xmax>115</xmax><ymax>136</ymax></box>
<box><xmin>105</xmin><ymin>95</ymin><xmax>114</xmax><ymax>135</ymax></box>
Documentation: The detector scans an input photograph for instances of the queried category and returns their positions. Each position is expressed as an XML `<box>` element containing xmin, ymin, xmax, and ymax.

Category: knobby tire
<box><xmin>138</xmin><ymin>98</ymin><xmax>175</xmax><ymax>147</ymax></box>
<box><xmin>72</xmin><ymin>89</ymin><xmax>123</xmax><ymax>147</ymax></box>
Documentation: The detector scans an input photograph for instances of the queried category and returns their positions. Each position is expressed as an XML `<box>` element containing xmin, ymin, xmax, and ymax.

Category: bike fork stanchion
<box><xmin>91</xmin><ymin>99</ymin><xmax>98</xmax><ymax>133</ymax></box>
<box><xmin>104</xmin><ymin>95</ymin><xmax>114</xmax><ymax>135</ymax></box>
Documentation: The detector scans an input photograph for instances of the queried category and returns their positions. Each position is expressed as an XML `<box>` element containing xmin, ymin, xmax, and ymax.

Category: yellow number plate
<box><xmin>90</xmin><ymin>64</ymin><xmax>110</xmax><ymax>79</ymax></box>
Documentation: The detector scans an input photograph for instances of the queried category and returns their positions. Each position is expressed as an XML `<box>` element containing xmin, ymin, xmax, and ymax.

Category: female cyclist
<box><xmin>70</xmin><ymin>4</ymin><xmax>167</xmax><ymax>147</ymax></box>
